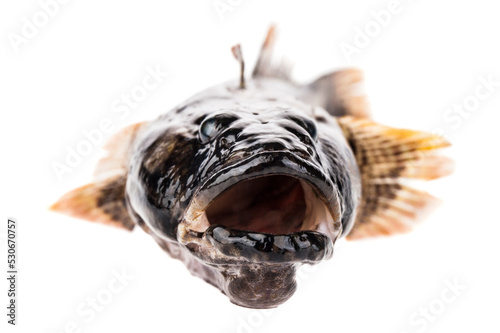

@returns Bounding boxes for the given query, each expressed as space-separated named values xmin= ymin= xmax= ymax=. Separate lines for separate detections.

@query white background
xmin=1 ymin=0 xmax=499 ymax=332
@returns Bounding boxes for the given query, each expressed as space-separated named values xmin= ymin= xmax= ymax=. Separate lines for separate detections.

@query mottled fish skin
xmin=126 ymin=79 xmax=361 ymax=238
xmin=124 ymin=78 xmax=361 ymax=308
xmin=51 ymin=29 xmax=452 ymax=309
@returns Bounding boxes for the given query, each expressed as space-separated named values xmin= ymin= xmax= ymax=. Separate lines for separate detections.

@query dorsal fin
xmin=253 ymin=26 xmax=369 ymax=119
xmin=337 ymin=117 xmax=453 ymax=240
xmin=50 ymin=122 xmax=146 ymax=230
xmin=231 ymin=44 xmax=246 ymax=89
xmin=252 ymin=25 xmax=293 ymax=80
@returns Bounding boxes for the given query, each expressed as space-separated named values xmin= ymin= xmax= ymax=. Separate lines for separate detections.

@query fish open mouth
xmin=179 ymin=170 xmax=341 ymax=265
xmin=206 ymin=176 xmax=314 ymax=234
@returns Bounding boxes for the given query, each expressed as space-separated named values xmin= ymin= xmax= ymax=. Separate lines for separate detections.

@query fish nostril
xmin=219 ymin=137 xmax=229 ymax=148
xmin=219 ymin=137 xmax=233 ymax=149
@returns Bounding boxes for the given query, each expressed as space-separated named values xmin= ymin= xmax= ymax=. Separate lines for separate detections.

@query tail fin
xmin=337 ymin=117 xmax=453 ymax=240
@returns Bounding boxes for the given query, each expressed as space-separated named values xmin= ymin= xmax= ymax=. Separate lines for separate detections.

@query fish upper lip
xmin=177 ymin=151 xmax=342 ymax=265
xmin=187 ymin=151 xmax=340 ymax=219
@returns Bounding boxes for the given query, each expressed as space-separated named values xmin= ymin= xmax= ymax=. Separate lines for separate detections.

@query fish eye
xmin=303 ymin=119 xmax=317 ymax=140
xmin=199 ymin=118 xmax=217 ymax=143
xmin=199 ymin=114 xmax=239 ymax=144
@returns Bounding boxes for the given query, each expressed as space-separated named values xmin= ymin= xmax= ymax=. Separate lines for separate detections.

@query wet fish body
xmin=52 ymin=28 xmax=452 ymax=308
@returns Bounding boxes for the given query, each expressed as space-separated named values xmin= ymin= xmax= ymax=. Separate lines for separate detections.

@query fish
xmin=51 ymin=26 xmax=453 ymax=309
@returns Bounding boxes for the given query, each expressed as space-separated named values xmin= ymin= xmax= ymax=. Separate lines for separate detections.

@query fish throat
xmin=206 ymin=176 xmax=312 ymax=234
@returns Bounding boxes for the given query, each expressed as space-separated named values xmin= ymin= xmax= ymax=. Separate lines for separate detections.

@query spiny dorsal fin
xmin=231 ymin=44 xmax=246 ymax=89
xmin=252 ymin=25 xmax=293 ymax=80
xmin=337 ymin=117 xmax=453 ymax=240
xmin=253 ymin=26 xmax=368 ymax=118
xmin=301 ymin=68 xmax=370 ymax=118
xmin=51 ymin=122 xmax=146 ymax=230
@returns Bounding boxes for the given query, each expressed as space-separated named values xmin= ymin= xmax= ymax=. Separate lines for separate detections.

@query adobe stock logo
xmin=438 ymin=74 xmax=499 ymax=134
xmin=52 ymin=268 xmax=134 ymax=333
xmin=339 ymin=0 xmax=406 ymax=63
xmin=7 ymin=0 xmax=72 ymax=54
xmin=399 ymin=278 xmax=466 ymax=333
xmin=212 ymin=0 xmax=244 ymax=21
xmin=51 ymin=64 xmax=168 ymax=182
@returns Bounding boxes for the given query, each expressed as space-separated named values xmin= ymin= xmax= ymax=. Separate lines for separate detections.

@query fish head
xmin=126 ymin=79 xmax=361 ymax=308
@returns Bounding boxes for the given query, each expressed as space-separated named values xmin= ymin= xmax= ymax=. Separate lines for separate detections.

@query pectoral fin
xmin=50 ymin=122 xmax=146 ymax=230
xmin=50 ymin=176 xmax=135 ymax=230
xmin=337 ymin=117 xmax=453 ymax=240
